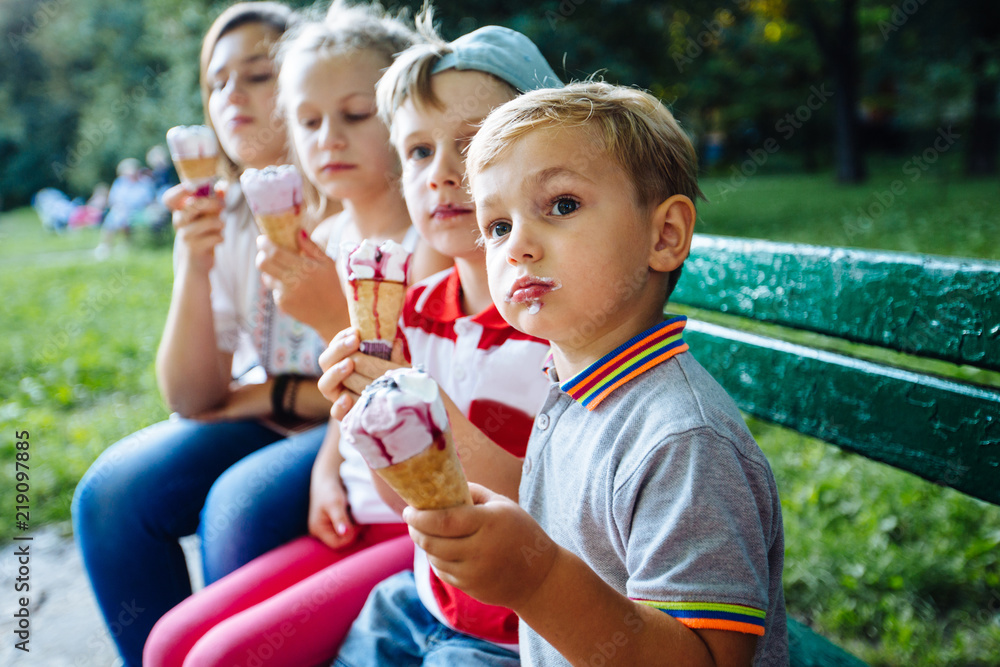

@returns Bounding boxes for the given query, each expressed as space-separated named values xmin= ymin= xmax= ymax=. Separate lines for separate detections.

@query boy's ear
xmin=648 ymin=194 xmax=695 ymax=273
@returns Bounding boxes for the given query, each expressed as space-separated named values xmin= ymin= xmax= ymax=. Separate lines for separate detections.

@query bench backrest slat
xmin=684 ymin=320 xmax=1000 ymax=506
xmin=673 ymin=236 xmax=1000 ymax=373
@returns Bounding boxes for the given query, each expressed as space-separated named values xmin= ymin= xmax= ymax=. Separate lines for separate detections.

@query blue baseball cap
xmin=431 ymin=25 xmax=563 ymax=93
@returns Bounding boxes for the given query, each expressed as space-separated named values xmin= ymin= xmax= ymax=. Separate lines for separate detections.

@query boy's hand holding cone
xmin=341 ymin=367 xmax=471 ymax=510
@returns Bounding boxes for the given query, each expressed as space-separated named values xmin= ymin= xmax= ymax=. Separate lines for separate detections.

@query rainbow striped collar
xmin=552 ymin=316 xmax=689 ymax=411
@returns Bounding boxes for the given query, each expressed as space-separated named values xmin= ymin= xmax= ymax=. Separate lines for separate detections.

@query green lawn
xmin=1 ymin=163 xmax=998 ymax=665
xmin=699 ymin=164 xmax=1000 ymax=261
xmin=0 ymin=210 xmax=172 ymax=536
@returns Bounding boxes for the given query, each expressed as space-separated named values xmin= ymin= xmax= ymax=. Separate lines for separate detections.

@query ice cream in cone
xmin=342 ymin=239 xmax=411 ymax=360
xmin=342 ymin=367 xmax=471 ymax=510
xmin=165 ymin=125 xmax=218 ymax=196
xmin=240 ymin=165 xmax=304 ymax=251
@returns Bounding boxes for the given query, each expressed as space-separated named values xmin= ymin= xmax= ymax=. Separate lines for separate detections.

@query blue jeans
xmin=334 ymin=571 xmax=520 ymax=667
xmin=72 ymin=416 xmax=326 ymax=667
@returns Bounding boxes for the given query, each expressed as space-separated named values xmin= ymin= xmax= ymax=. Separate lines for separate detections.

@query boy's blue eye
xmin=490 ymin=221 xmax=512 ymax=239
xmin=549 ymin=197 xmax=579 ymax=216
xmin=408 ymin=145 xmax=432 ymax=161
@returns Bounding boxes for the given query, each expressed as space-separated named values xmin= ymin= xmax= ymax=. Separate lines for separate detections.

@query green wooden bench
xmin=670 ymin=234 xmax=1000 ymax=666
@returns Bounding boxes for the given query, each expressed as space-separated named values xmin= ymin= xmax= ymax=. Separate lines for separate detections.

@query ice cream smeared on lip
xmin=166 ymin=125 xmax=218 ymax=195
xmin=342 ymin=367 xmax=449 ymax=469
xmin=506 ymin=275 xmax=562 ymax=314
xmin=240 ymin=165 xmax=304 ymax=216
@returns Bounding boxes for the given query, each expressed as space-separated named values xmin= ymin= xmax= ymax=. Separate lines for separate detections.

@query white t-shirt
xmin=172 ymin=184 xmax=326 ymax=380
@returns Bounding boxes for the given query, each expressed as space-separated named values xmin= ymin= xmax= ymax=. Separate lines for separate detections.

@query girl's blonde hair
xmin=275 ymin=0 xmax=418 ymax=212
xmin=199 ymin=2 xmax=298 ymax=183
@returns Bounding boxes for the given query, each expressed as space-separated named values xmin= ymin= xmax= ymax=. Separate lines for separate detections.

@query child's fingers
xmin=389 ymin=338 xmax=407 ymax=365
xmin=176 ymin=218 xmax=224 ymax=254
xmin=319 ymin=329 xmax=360 ymax=371
xmin=256 ymin=236 xmax=302 ymax=275
xmin=330 ymin=391 xmax=357 ymax=421
xmin=161 ymin=183 xmax=189 ymax=212
xmin=318 ymin=357 xmax=354 ymax=400
xmin=341 ymin=362 xmax=375 ymax=396
xmin=468 ymin=482 xmax=499 ymax=506
xmin=406 ymin=525 xmax=466 ymax=565
xmin=324 ymin=499 xmax=356 ymax=539
xmin=351 ymin=353 xmax=403 ymax=380
xmin=297 ymin=228 xmax=327 ymax=261
xmin=403 ymin=503 xmax=480 ymax=539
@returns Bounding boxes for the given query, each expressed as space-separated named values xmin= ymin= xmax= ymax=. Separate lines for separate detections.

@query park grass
xmin=0 ymin=209 xmax=172 ymax=536
xmin=1 ymin=163 xmax=998 ymax=665
xmin=699 ymin=157 xmax=1000 ymax=261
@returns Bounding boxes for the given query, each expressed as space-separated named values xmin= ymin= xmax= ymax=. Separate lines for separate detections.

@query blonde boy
xmin=405 ymin=82 xmax=788 ymax=666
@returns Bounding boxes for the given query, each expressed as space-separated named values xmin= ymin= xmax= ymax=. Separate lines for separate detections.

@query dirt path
xmin=0 ymin=524 xmax=200 ymax=666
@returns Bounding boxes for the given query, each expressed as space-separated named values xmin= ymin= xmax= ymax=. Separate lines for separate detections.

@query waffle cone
xmin=375 ymin=430 xmax=472 ymax=510
xmin=256 ymin=209 xmax=301 ymax=251
xmin=348 ymin=280 xmax=406 ymax=359
xmin=174 ymin=156 xmax=217 ymax=184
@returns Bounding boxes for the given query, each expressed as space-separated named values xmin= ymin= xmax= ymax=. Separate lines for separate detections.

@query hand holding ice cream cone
xmin=341 ymin=367 xmax=472 ymax=510
xmin=241 ymin=165 xmax=304 ymax=251
xmin=166 ymin=125 xmax=219 ymax=197
xmin=341 ymin=239 xmax=411 ymax=360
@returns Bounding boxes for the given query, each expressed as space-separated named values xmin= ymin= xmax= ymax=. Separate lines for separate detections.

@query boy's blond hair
xmin=467 ymin=81 xmax=704 ymax=209
xmin=466 ymin=82 xmax=703 ymax=297
xmin=375 ymin=8 xmax=517 ymax=136
xmin=275 ymin=0 xmax=418 ymax=212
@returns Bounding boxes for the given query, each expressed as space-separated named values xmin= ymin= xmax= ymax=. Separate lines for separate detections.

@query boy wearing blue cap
xmin=323 ymin=12 xmax=563 ymax=667
xmin=404 ymin=82 xmax=789 ymax=666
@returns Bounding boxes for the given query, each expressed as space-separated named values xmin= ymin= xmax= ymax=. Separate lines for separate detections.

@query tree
xmin=963 ymin=0 xmax=999 ymax=175
xmin=791 ymin=0 xmax=867 ymax=183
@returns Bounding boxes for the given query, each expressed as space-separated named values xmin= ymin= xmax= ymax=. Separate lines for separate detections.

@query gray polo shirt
xmin=518 ymin=317 xmax=788 ymax=666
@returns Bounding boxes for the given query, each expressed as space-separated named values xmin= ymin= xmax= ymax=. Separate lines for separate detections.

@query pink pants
xmin=143 ymin=525 xmax=412 ymax=667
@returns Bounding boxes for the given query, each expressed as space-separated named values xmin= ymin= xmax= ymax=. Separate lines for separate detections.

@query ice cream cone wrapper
xmin=375 ymin=429 xmax=472 ymax=510
xmin=256 ymin=208 xmax=301 ymax=251
xmin=348 ymin=279 xmax=406 ymax=360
